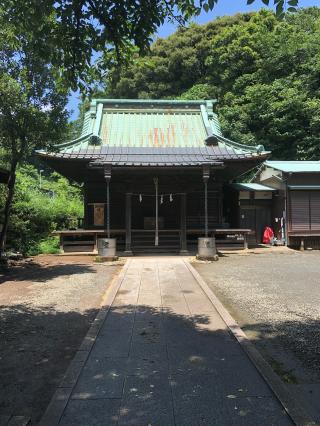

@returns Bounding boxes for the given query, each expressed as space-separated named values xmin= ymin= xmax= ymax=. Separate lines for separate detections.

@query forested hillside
xmin=105 ymin=8 xmax=320 ymax=160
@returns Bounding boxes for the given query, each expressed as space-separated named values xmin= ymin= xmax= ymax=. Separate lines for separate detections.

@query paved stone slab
xmin=59 ymin=399 xmax=120 ymax=425
xmin=104 ymin=306 xmax=135 ymax=330
xmin=6 ymin=417 xmax=30 ymax=426
xmin=131 ymin=321 xmax=165 ymax=345
xmin=118 ymin=374 xmax=175 ymax=426
xmin=0 ymin=416 xmax=11 ymax=426
xmin=90 ymin=330 xmax=132 ymax=358
xmin=172 ymin=394 xmax=291 ymax=426
xmin=56 ymin=257 xmax=293 ymax=425
xmin=71 ymin=357 xmax=125 ymax=399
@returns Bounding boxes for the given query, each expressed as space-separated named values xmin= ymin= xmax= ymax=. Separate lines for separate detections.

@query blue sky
xmin=67 ymin=0 xmax=319 ymax=120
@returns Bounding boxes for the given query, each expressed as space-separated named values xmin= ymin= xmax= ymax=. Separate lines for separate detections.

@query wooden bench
xmin=52 ymin=229 xmax=125 ymax=253
xmin=288 ymin=233 xmax=320 ymax=250
xmin=212 ymin=229 xmax=252 ymax=250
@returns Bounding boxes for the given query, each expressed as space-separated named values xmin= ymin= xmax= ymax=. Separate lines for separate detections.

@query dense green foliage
xmin=0 ymin=0 xmax=297 ymax=91
xmin=0 ymin=165 xmax=83 ymax=255
xmin=0 ymin=6 xmax=69 ymax=254
xmin=0 ymin=8 xmax=68 ymax=161
xmin=106 ymin=8 xmax=320 ymax=160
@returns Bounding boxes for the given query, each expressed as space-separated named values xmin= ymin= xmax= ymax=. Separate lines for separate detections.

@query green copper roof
xmin=99 ymin=109 xmax=209 ymax=147
xmin=42 ymin=99 xmax=268 ymax=159
xmin=232 ymin=183 xmax=276 ymax=192
xmin=265 ymin=161 xmax=320 ymax=173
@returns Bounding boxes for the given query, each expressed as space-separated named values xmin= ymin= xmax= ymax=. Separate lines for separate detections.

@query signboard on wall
xmin=94 ymin=204 xmax=105 ymax=226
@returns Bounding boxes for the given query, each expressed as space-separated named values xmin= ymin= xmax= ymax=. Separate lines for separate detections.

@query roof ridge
xmin=91 ymin=98 xmax=218 ymax=105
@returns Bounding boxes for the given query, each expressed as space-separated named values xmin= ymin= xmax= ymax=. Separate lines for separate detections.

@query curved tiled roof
xmin=38 ymin=99 xmax=269 ymax=166
xmin=42 ymin=145 xmax=261 ymax=167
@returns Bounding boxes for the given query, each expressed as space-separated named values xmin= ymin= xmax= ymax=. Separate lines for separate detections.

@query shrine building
xmin=37 ymin=99 xmax=270 ymax=254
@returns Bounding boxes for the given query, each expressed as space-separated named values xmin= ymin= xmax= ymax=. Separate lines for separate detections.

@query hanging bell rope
xmin=131 ymin=190 xmax=216 ymax=197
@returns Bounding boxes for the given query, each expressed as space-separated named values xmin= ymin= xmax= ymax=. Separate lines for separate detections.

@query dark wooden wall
xmin=83 ymin=168 xmax=224 ymax=230
xmin=286 ymin=173 xmax=320 ymax=234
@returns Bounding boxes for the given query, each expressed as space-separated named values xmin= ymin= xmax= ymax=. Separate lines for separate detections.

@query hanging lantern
xmin=139 ymin=194 xmax=142 ymax=202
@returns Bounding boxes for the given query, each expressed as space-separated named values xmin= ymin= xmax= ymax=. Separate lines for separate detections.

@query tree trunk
xmin=0 ymin=158 xmax=18 ymax=257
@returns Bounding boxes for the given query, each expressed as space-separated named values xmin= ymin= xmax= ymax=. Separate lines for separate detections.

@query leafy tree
xmin=0 ymin=9 xmax=68 ymax=255
xmin=0 ymin=165 xmax=83 ymax=255
xmin=0 ymin=0 xmax=298 ymax=91
xmin=104 ymin=8 xmax=320 ymax=160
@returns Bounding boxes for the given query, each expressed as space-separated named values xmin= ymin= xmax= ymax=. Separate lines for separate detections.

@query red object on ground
xmin=263 ymin=226 xmax=274 ymax=244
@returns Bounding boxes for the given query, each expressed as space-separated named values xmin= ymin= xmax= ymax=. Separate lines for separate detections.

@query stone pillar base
xmin=179 ymin=250 xmax=189 ymax=256
xmin=196 ymin=254 xmax=219 ymax=261
xmin=96 ymin=255 xmax=119 ymax=262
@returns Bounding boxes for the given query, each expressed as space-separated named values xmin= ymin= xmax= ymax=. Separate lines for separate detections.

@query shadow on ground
xmin=0 ymin=304 xmax=99 ymax=424
xmin=241 ymin=320 xmax=320 ymax=377
xmin=0 ymin=262 xmax=96 ymax=285
xmin=5 ymin=298 xmax=315 ymax=424
xmin=1 ymin=287 xmax=319 ymax=425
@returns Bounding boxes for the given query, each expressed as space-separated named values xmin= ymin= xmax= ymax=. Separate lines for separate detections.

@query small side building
xmin=256 ymin=161 xmax=320 ymax=249
xmin=225 ymin=183 xmax=276 ymax=245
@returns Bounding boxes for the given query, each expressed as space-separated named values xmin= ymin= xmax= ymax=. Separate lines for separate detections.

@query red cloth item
xmin=263 ymin=226 xmax=274 ymax=244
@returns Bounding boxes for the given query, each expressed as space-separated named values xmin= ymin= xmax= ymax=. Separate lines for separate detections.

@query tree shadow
xmin=0 ymin=303 xmax=99 ymax=424
xmin=0 ymin=262 xmax=96 ymax=285
xmin=3 ymin=297 xmax=316 ymax=425
xmin=241 ymin=319 xmax=320 ymax=379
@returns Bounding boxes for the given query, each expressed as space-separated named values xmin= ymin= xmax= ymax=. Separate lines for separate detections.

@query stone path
xmin=57 ymin=258 xmax=292 ymax=425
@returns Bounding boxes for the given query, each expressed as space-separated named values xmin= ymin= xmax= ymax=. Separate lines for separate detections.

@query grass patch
xmin=37 ymin=236 xmax=60 ymax=255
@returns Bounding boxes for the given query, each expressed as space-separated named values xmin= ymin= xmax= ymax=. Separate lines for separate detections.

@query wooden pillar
xmin=300 ymin=238 xmax=304 ymax=251
xmin=180 ymin=193 xmax=188 ymax=255
xmin=93 ymin=233 xmax=98 ymax=254
xmin=124 ymin=192 xmax=133 ymax=255
xmin=154 ymin=177 xmax=159 ymax=246
xmin=203 ymin=165 xmax=210 ymax=237
xmin=243 ymin=233 xmax=248 ymax=250
xmin=83 ymin=181 xmax=89 ymax=228
xmin=104 ymin=165 xmax=112 ymax=238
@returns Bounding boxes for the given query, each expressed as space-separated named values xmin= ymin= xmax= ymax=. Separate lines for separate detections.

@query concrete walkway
xmin=56 ymin=258 xmax=292 ymax=425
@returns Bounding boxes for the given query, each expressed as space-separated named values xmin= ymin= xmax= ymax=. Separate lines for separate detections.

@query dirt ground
xmin=0 ymin=255 xmax=121 ymax=424
xmin=194 ymin=250 xmax=320 ymax=422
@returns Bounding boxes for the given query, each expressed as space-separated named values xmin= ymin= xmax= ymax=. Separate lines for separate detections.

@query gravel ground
xmin=193 ymin=250 xmax=320 ymax=421
xmin=0 ymin=255 xmax=120 ymax=424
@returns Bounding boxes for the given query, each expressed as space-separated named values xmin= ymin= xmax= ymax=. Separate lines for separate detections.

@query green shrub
xmin=0 ymin=164 xmax=83 ymax=255
xmin=36 ymin=236 xmax=61 ymax=255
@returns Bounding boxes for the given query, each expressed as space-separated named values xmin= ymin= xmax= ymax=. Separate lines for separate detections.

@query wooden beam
xmin=180 ymin=193 xmax=188 ymax=255
xmin=124 ymin=192 xmax=133 ymax=255
xmin=203 ymin=165 xmax=210 ymax=238
xmin=104 ymin=165 xmax=112 ymax=238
